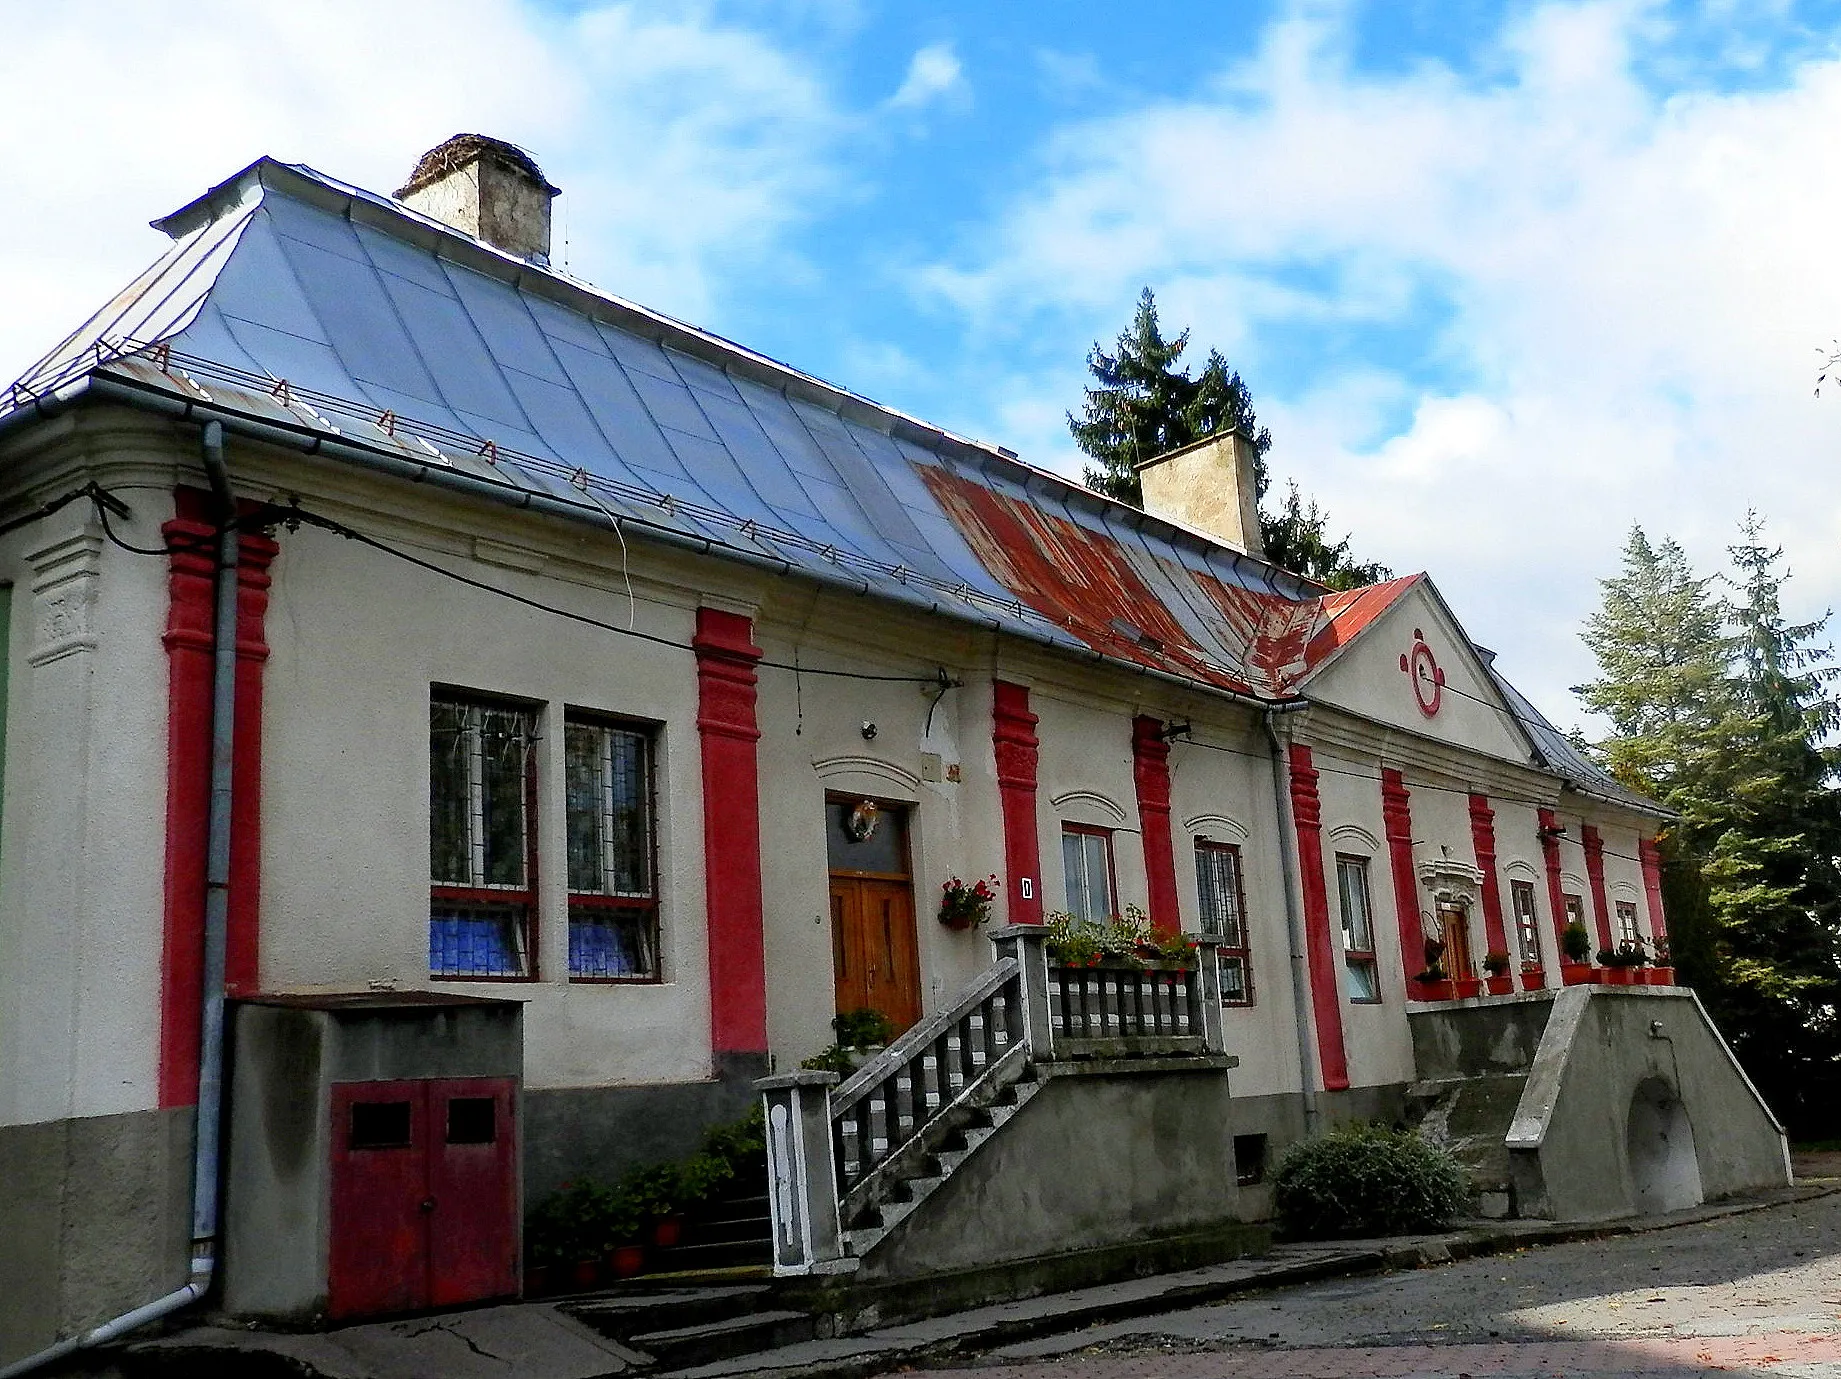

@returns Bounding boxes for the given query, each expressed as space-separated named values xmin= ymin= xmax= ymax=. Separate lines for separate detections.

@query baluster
xmin=909 ymin=1049 xmax=930 ymax=1129
xmin=1102 ymin=969 xmax=1119 ymax=1038
xmin=958 ymin=1012 xmax=979 ymax=1087
xmin=931 ymin=1030 xmax=953 ymax=1110
xmin=854 ymin=1092 xmax=877 ymax=1179
xmin=1184 ymin=967 xmax=1200 ymax=1035
xmin=1132 ymin=969 xmax=1150 ymax=1038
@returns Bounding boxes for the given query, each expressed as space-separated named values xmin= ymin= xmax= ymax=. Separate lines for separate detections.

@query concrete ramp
xmin=1505 ymin=987 xmax=1791 ymax=1221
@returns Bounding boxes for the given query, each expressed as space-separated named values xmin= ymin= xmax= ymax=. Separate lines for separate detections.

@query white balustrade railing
xmin=758 ymin=927 xmax=1227 ymax=1274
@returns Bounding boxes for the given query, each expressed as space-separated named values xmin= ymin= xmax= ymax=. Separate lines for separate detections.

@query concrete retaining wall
xmin=1507 ymin=988 xmax=1791 ymax=1221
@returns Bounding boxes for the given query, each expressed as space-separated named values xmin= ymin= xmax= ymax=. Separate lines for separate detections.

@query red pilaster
xmin=1537 ymin=808 xmax=1570 ymax=962
xmin=1468 ymin=793 xmax=1511 ymax=984
xmin=1582 ymin=824 xmax=1614 ymax=954
xmin=694 ymin=607 xmax=768 ymax=1056
xmin=1131 ymin=716 xmax=1180 ymax=936
xmin=1380 ymin=769 xmax=1424 ymax=997
xmin=1288 ymin=745 xmax=1349 ymax=1091
xmin=992 ymin=681 xmax=1043 ymax=926
xmin=158 ymin=488 xmax=278 ymax=1108
xmin=1639 ymin=836 xmax=1669 ymax=946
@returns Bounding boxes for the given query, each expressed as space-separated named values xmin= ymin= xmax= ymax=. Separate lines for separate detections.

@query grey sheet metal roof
xmin=0 ymin=152 xmax=1656 ymax=812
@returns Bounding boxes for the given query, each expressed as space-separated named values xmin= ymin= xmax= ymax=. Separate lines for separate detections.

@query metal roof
xmin=0 ymin=153 xmax=1657 ymax=807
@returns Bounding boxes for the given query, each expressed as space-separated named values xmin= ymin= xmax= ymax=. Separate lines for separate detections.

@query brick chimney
xmin=394 ymin=134 xmax=560 ymax=264
xmin=1135 ymin=430 xmax=1266 ymax=559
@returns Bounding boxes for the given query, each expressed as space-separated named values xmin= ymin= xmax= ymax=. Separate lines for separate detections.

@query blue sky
xmin=6 ymin=0 xmax=1841 ymax=725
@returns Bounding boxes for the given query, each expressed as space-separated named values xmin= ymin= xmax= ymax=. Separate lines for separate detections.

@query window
xmin=1233 ymin=1133 xmax=1269 ymax=1186
xmin=1616 ymin=899 xmax=1640 ymax=947
xmin=1061 ymin=825 xmax=1116 ymax=923
xmin=430 ymin=696 xmax=537 ymax=978
xmin=566 ymin=717 xmax=660 ymax=980
xmin=1336 ymin=855 xmax=1381 ymax=1002
xmin=1511 ymin=880 xmax=1542 ymax=970
xmin=1195 ymin=841 xmax=1253 ymax=1005
xmin=1564 ymin=893 xmax=1587 ymax=934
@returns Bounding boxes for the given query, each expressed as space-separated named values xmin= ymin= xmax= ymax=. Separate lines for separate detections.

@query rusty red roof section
xmin=919 ymin=465 xmax=1422 ymax=701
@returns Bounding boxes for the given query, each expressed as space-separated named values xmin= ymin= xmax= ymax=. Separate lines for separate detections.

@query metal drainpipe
xmin=0 ymin=421 xmax=236 ymax=1379
xmin=1264 ymin=709 xmax=1321 ymax=1138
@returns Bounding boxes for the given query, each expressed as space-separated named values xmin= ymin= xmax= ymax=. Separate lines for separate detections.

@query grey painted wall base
xmin=0 ymin=1107 xmax=193 ymax=1369
xmin=854 ymin=1062 xmax=1348 ymax=1281
xmin=523 ymin=1051 xmax=768 ymax=1201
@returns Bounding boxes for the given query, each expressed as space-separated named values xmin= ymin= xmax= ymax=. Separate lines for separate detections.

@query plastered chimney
xmin=1135 ymin=430 xmax=1266 ymax=559
xmin=394 ymin=134 xmax=560 ymax=264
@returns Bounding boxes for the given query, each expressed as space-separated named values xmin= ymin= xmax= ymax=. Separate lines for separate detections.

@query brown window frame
xmin=1510 ymin=878 xmax=1542 ymax=971
xmin=1195 ymin=839 xmax=1254 ymax=1006
xmin=564 ymin=711 xmax=663 ymax=984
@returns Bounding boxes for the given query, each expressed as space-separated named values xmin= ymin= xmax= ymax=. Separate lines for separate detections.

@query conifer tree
xmin=1067 ymin=287 xmax=1389 ymax=589
xmin=1069 ymin=288 xmax=1271 ymax=507
xmin=1577 ymin=519 xmax=1841 ymax=1131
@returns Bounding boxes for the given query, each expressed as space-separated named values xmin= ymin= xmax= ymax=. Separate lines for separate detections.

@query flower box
xmin=1453 ymin=975 xmax=1483 ymax=1000
xmin=1484 ymin=974 xmax=1515 ymax=996
xmin=1520 ymin=966 xmax=1546 ymax=990
xmin=1561 ymin=962 xmax=1593 ymax=986
xmin=1409 ymin=976 xmax=1454 ymax=1002
xmin=1650 ymin=965 xmax=1676 ymax=985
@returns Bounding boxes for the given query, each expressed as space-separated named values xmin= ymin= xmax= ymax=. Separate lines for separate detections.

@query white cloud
xmin=0 ymin=0 xmax=840 ymax=384
xmin=921 ymin=3 xmax=1841 ymax=727
xmin=888 ymin=42 xmax=966 ymax=111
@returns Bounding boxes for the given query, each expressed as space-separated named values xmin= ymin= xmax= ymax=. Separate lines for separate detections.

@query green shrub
xmin=1272 ymin=1124 xmax=1468 ymax=1239
xmin=833 ymin=1007 xmax=896 ymax=1047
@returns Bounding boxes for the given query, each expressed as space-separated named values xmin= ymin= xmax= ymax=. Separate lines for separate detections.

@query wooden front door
xmin=826 ymin=798 xmax=922 ymax=1035
xmin=1438 ymin=901 xmax=1474 ymax=980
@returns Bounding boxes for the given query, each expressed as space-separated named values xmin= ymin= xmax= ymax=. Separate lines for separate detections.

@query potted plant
xmin=833 ymin=1007 xmax=896 ymax=1067
xmin=528 ymin=1179 xmax=616 ymax=1292
xmin=1482 ymin=949 xmax=1514 ymax=996
xmin=1597 ymin=939 xmax=1648 ymax=985
xmin=938 ymin=874 xmax=999 ymax=931
xmin=1410 ymin=936 xmax=1453 ymax=1001
xmin=1559 ymin=921 xmax=1594 ymax=986
xmin=623 ymin=1162 xmax=685 ymax=1250
xmin=602 ymin=1186 xmax=647 ymax=1279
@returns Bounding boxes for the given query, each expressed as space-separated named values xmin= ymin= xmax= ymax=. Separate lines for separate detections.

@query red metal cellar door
xmin=426 ymin=1078 xmax=519 ymax=1306
xmin=328 ymin=1081 xmax=431 ymax=1318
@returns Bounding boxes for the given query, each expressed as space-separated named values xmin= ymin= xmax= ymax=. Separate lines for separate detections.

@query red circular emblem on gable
xmin=1397 ymin=628 xmax=1444 ymax=717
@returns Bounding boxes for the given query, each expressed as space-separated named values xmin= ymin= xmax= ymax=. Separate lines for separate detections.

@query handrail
xmin=833 ymin=955 xmax=1020 ymax=1116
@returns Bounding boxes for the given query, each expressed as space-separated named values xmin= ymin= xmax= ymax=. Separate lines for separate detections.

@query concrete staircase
xmin=1404 ymin=1073 xmax=1530 ymax=1218
xmin=840 ymin=1056 xmax=1043 ymax=1259
xmin=564 ymin=1284 xmax=817 ymax=1372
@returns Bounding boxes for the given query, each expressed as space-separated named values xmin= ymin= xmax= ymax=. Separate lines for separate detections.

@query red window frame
xmin=1335 ymin=853 xmax=1382 ymax=1004
xmin=1195 ymin=839 xmax=1254 ymax=1006
xmin=564 ymin=712 xmax=662 ymax=984
xmin=1060 ymin=822 xmax=1118 ymax=923
xmin=429 ymin=692 xmax=540 ymax=982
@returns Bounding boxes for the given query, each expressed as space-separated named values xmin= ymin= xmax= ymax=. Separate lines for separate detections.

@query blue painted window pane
xmin=430 ymin=903 xmax=528 ymax=977
xmin=569 ymin=908 xmax=657 ymax=979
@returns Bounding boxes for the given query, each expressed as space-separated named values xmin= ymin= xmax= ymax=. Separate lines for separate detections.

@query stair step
xmin=628 ymin=1308 xmax=817 ymax=1369
xmin=686 ymin=1213 xmax=771 ymax=1246
xmin=655 ymin=1239 xmax=773 ymax=1271
xmin=564 ymin=1284 xmax=774 ymax=1340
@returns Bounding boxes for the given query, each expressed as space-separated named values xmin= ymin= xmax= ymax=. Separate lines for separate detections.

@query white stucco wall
xmin=0 ymin=451 xmax=173 ymax=1128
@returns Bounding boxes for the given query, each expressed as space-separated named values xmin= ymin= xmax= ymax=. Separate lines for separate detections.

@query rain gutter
xmin=0 ymin=421 xmax=234 ymax=1379
xmin=77 ymin=372 xmax=1291 ymax=714
xmin=1263 ymin=708 xmax=1321 ymax=1137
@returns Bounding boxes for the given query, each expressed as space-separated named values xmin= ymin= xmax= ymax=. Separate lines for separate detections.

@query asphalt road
xmin=925 ymin=1184 xmax=1841 ymax=1378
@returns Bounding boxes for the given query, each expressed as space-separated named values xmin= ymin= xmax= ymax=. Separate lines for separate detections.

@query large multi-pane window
xmin=1511 ymin=879 xmax=1542 ymax=971
xmin=565 ymin=717 xmax=659 ymax=980
xmin=1061 ymin=825 xmax=1116 ymax=923
xmin=1336 ymin=855 xmax=1381 ymax=1002
xmin=430 ymin=695 xmax=538 ymax=978
xmin=1195 ymin=841 xmax=1253 ymax=1005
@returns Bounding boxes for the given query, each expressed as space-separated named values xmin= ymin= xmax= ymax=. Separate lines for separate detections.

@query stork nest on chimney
xmin=395 ymin=133 xmax=559 ymax=199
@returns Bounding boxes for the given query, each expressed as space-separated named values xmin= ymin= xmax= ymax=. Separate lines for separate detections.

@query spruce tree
xmin=1576 ymin=519 xmax=1841 ymax=1132
xmin=1068 ymin=287 xmax=1271 ymax=508
xmin=1067 ymin=287 xmax=1389 ymax=589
